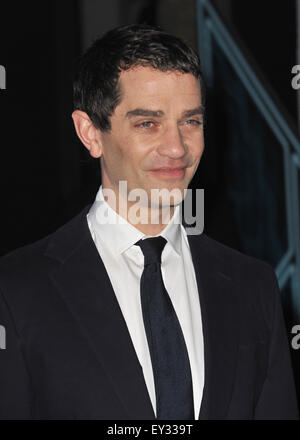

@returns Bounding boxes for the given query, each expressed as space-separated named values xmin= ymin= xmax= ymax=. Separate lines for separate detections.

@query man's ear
xmin=71 ymin=110 xmax=102 ymax=158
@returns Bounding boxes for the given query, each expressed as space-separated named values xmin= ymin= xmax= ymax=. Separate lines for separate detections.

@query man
xmin=0 ymin=24 xmax=298 ymax=420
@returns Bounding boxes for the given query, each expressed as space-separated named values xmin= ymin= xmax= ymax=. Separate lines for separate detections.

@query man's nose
xmin=157 ymin=124 xmax=187 ymax=159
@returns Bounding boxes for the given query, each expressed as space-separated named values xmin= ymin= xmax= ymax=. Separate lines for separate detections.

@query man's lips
xmin=148 ymin=166 xmax=186 ymax=179
xmin=150 ymin=167 xmax=186 ymax=171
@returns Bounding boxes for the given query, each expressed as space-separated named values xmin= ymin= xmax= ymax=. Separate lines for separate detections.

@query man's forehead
xmin=118 ymin=66 xmax=200 ymax=89
xmin=117 ymin=66 xmax=201 ymax=109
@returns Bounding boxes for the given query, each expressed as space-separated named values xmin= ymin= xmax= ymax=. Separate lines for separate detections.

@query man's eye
xmin=185 ymin=119 xmax=202 ymax=126
xmin=136 ymin=121 xmax=154 ymax=128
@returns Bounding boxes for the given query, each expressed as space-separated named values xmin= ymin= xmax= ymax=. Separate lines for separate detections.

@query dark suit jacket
xmin=0 ymin=205 xmax=298 ymax=420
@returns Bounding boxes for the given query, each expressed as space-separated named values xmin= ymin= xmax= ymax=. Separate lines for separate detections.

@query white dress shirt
xmin=86 ymin=185 xmax=204 ymax=418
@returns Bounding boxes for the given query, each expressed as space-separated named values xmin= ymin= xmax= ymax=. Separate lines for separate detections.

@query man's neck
xmin=102 ymin=187 xmax=176 ymax=236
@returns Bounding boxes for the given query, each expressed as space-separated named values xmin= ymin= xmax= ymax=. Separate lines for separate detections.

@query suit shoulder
xmin=199 ymin=233 xmax=274 ymax=271
xmin=196 ymin=233 xmax=278 ymax=298
xmin=0 ymin=205 xmax=91 ymax=286
xmin=0 ymin=233 xmax=52 ymax=275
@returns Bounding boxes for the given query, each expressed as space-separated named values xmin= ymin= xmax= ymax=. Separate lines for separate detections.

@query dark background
xmin=1 ymin=0 xmax=300 ymax=407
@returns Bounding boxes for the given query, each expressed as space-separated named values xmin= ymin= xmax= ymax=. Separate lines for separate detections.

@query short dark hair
xmin=73 ymin=24 xmax=205 ymax=132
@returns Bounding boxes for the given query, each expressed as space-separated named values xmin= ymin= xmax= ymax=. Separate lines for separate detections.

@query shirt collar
xmin=87 ymin=185 xmax=183 ymax=258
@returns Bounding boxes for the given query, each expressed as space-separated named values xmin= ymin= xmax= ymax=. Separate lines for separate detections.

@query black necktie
xmin=135 ymin=236 xmax=195 ymax=420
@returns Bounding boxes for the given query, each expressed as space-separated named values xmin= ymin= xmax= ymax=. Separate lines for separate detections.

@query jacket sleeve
xmin=0 ymin=287 xmax=32 ymax=419
xmin=254 ymin=268 xmax=299 ymax=419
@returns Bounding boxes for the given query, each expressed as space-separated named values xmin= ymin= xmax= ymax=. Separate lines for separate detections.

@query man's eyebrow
xmin=125 ymin=109 xmax=164 ymax=118
xmin=125 ymin=105 xmax=204 ymax=119
xmin=181 ymin=106 xmax=204 ymax=118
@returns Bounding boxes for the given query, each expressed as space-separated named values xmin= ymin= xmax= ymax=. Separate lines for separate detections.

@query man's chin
xmin=146 ymin=186 xmax=185 ymax=208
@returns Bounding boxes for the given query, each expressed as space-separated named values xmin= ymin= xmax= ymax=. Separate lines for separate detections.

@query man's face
xmin=98 ymin=66 xmax=205 ymax=207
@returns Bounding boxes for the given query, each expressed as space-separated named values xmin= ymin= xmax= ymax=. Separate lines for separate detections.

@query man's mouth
xmin=148 ymin=167 xmax=186 ymax=179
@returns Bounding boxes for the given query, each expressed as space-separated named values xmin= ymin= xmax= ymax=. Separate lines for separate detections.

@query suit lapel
xmin=187 ymin=233 xmax=240 ymax=420
xmin=45 ymin=206 xmax=155 ymax=420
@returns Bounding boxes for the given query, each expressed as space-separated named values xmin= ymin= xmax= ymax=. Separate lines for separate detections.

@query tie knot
xmin=135 ymin=236 xmax=167 ymax=266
